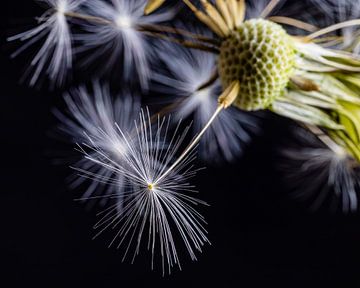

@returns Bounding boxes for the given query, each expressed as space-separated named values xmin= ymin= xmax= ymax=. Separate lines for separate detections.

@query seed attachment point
xmin=147 ymin=183 xmax=156 ymax=191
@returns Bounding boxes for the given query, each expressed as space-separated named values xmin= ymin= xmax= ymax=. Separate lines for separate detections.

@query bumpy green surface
xmin=218 ymin=19 xmax=295 ymax=111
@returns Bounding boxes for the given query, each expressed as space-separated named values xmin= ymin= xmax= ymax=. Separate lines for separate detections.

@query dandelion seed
xmin=326 ymin=0 xmax=360 ymax=53
xmin=76 ymin=0 xmax=175 ymax=89
xmin=281 ymin=125 xmax=359 ymax=213
xmin=75 ymin=108 xmax=209 ymax=274
xmin=55 ymin=81 xmax=140 ymax=208
xmin=8 ymin=0 xmax=82 ymax=87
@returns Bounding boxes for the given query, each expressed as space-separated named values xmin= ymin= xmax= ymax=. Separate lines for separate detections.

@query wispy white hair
xmin=54 ymin=81 xmax=140 ymax=208
xmin=318 ymin=0 xmax=360 ymax=53
xmin=280 ymin=126 xmax=359 ymax=213
xmin=76 ymin=108 xmax=209 ymax=274
xmin=245 ymin=0 xmax=285 ymax=18
xmin=76 ymin=0 xmax=175 ymax=89
xmin=246 ymin=0 xmax=360 ymax=47
xmin=8 ymin=0 xmax=82 ymax=87
xmin=152 ymin=39 xmax=258 ymax=163
xmin=246 ymin=0 xmax=357 ymax=35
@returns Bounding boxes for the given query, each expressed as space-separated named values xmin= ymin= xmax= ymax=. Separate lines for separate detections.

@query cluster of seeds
xmin=218 ymin=19 xmax=295 ymax=111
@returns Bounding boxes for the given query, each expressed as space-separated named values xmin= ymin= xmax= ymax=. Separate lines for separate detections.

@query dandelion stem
xmin=260 ymin=0 xmax=281 ymax=18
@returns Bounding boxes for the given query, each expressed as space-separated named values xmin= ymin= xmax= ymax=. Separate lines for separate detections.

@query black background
xmin=2 ymin=1 xmax=360 ymax=287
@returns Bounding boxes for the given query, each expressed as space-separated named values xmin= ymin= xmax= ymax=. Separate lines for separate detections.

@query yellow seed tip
xmin=218 ymin=80 xmax=240 ymax=108
xmin=144 ymin=0 xmax=166 ymax=15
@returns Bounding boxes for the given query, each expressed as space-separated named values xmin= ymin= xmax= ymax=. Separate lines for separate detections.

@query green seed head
xmin=218 ymin=19 xmax=296 ymax=111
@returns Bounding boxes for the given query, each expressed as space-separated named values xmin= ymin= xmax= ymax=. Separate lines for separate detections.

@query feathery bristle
xmin=8 ymin=0 xmax=83 ymax=86
xmin=75 ymin=108 xmax=209 ymax=273
xmin=55 ymin=81 xmax=140 ymax=208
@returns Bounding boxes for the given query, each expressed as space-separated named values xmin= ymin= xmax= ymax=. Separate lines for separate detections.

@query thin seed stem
xmin=260 ymin=0 xmax=281 ymax=18
xmin=196 ymin=69 xmax=219 ymax=90
xmin=150 ymin=100 xmax=183 ymax=122
xmin=137 ymin=24 xmax=220 ymax=46
xmin=268 ymin=16 xmax=318 ymax=32
xmin=306 ymin=19 xmax=360 ymax=40
xmin=312 ymin=36 xmax=344 ymax=44
xmin=64 ymin=10 xmax=220 ymax=49
xmin=200 ymin=0 xmax=230 ymax=36
xmin=216 ymin=0 xmax=233 ymax=30
xmin=154 ymin=80 xmax=240 ymax=185
xmin=305 ymin=124 xmax=345 ymax=155
xmin=142 ymin=31 xmax=220 ymax=53
xmin=64 ymin=11 xmax=113 ymax=25
xmin=155 ymin=105 xmax=224 ymax=184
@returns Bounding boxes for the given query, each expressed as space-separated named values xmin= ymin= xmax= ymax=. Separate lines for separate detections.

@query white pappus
xmin=8 ymin=0 xmax=83 ymax=87
xmin=324 ymin=0 xmax=360 ymax=53
xmin=75 ymin=108 xmax=209 ymax=274
xmin=75 ymin=0 xmax=175 ymax=89
xmin=54 ymin=81 xmax=140 ymax=208
xmin=280 ymin=126 xmax=360 ymax=213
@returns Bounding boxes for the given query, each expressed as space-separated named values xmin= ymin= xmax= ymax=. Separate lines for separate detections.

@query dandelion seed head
xmin=219 ymin=19 xmax=295 ymax=111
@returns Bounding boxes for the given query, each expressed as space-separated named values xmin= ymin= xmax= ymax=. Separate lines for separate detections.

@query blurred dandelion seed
xmin=74 ymin=0 xmax=175 ymax=89
xmin=281 ymin=125 xmax=360 ymax=213
xmin=8 ymin=0 xmax=83 ymax=86
xmin=55 ymin=81 xmax=140 ymax=208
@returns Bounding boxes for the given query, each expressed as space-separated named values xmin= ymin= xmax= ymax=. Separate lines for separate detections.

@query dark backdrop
xmin=2 ymin=1 xmax=360 ymax=287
